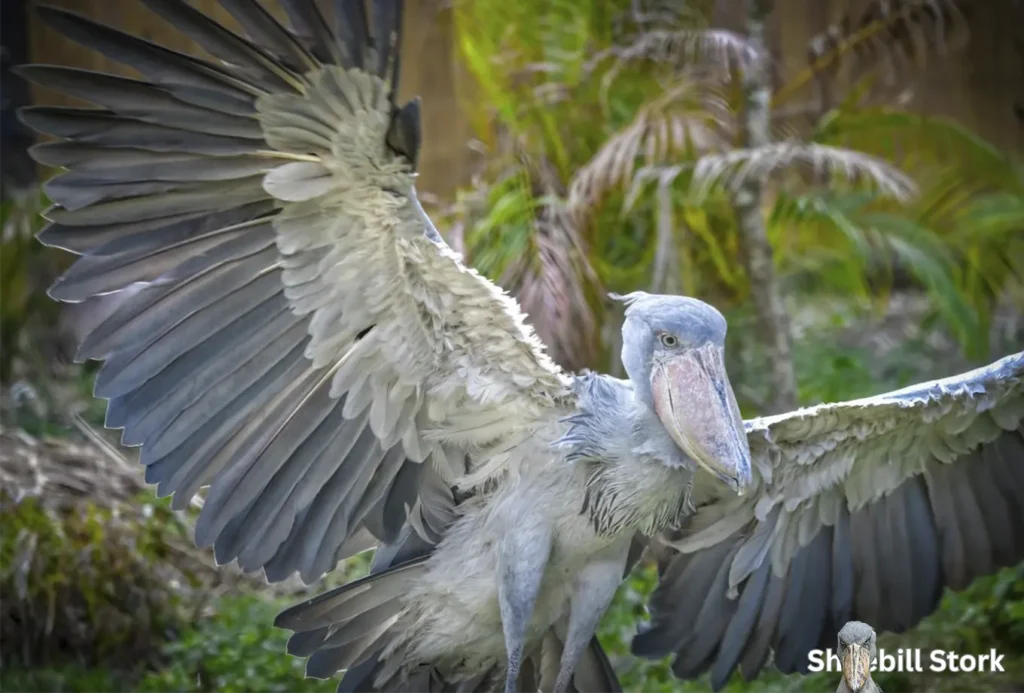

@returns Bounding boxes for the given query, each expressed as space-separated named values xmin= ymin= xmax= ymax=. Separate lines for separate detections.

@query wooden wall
xmin=722 ymin=0 xmax=1024 ymax=154
xmin=25 ymin=0 xmax=473 ymax=200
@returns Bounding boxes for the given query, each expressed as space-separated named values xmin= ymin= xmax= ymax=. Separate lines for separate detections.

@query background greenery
xmin=1 ymin=0 xmax=1022 ymax=691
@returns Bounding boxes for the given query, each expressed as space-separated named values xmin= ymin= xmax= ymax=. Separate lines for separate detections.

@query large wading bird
xmin=16 ymin=1 xmax=1024 ymax=691
xmin=836 ymin=622 xmax=882 ymax=693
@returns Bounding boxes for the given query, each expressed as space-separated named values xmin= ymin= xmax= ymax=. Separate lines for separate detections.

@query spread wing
xmin=19 ymin=0 xmax=570 ymax=585
xmin=633 ymin=351 xmax=1024 ymax=690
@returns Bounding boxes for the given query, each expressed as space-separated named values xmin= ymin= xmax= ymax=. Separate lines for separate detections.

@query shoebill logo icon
xmin=837 ymin=622 xmax=882 ymax=693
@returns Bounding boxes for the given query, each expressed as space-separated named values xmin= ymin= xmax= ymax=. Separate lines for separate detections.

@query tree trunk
xmin=733 ymin=0 xmax=798 ymax=414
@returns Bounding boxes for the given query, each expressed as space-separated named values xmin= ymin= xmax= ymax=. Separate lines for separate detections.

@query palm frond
xmin=631 ymin=142 xmax=917 ymax=206
xmin=448 ymin=153 xmax=602 ymax=372
xmin=509 ymin=198 xmax=601 ymax=371
xmin=449 ymin=0 xmax=1017 ymax=375
xmin=768 ymin=189 xmax=1003 ymax=357
xmin=777 ymin=0 xmax=968 ymax=107
xmin=585 ymin=27 xmax=759 ymax=76
xmin=815 ymin=108 xmax=1023 ymax=190
xmin=568 ymin=80 xmax=731 ymax=227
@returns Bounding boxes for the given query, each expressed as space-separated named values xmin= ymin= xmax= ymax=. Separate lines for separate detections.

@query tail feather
xmin=316 ymin=602 xmax=402 ymax=652
xmin=275 ymin=556 xmax=427 ymax=631
xmin=453 ymin=671 xmax=492 ymax=692
xmin=533 ymin=628 xmax=622 ymax=693
xmin=305 ymin=615 xmax=403 ymax=680
xmin=307 ymin=461 xmax=460 ymax=691
xmin=286 ymin=600 xmax=396 ymax=658
xmin=574 ymin=637 xmax=624 ymax=693
xmin=278 ymin=518 xmax=442 ymax=691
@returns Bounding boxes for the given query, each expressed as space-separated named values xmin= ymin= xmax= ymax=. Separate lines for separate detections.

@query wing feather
xmin=22 ymin=0 xmax=570 ymax=585
xmin=31 ymin=5 xmax=260 ymax=113
xmin=636 ymin=352 xmax=1024 ymax=689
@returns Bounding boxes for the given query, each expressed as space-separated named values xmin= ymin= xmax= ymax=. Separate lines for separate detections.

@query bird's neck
xmin=556 ymin=372 xmax=690 ymax=469
xmin=554 ymin=373 xmax=696 ymax=536
xmin=627 ymin=399 xmax=692 ymax=469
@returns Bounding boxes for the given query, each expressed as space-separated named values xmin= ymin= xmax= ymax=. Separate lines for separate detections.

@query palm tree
xmin=438 ymin=0 xmax=1022 ymax=415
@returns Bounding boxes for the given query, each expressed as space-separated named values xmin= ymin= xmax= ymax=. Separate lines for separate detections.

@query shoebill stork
xmin=836 ymin=622 xmax=882 ymax=693
xmin=16 ymin=1 xmax=1024 ymax=691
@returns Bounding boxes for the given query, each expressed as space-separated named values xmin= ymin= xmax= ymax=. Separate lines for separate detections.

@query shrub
xmin=0 ymin=429 xmax=218 ymax=671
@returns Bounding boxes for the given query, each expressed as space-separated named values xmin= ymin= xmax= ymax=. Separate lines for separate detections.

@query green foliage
xmin=0 ymin=424 xmax=371 ymax=693
xmin=0 ymin=487 xmax=205 ymax=670
xmin=135 ymin=596 xmax=334 ymax=693
xmin=0 ymin=595 xmax=335 ymax=693
xmin=0 ymin=430 xmax=217 ymax=678
xmin=448 ymin=0 xmax=1023 ymax=376
xmin=0 ymin=663 xmax=126 ymax=693
xmin=0 ymin=191 xmax=64 ymax=382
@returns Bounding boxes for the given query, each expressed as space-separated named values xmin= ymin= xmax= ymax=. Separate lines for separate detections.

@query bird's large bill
xmin=842 ymin=643 xmax=872 ymax=691
xmin=651 ymin=343 xmax=752 ymax=493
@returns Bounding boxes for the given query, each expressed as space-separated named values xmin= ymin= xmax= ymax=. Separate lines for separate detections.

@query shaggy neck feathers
xmin=554 ymin=372 xmax=696 ymax=536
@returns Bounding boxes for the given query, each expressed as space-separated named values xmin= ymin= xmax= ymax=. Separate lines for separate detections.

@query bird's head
xmin=837 ymin=621 xmax=877 ymax=692
xmin=615 ymin=292 xmax=752 ymax=494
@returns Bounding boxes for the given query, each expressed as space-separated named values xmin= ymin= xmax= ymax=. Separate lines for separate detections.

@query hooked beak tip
xmin=723 ymin=466 xmax=753 ymax=495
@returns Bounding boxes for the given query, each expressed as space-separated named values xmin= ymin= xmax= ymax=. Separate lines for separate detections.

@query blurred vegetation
xmin=1 ymin=0 xmax=1023 ymax=692
xmin=441 ymin=0 xmax=1023 ymax=385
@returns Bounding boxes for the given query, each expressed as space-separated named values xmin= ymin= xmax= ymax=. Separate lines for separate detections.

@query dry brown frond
xmin=1 ymin=427 xmax=144 ymax=509
xmin=0 ymin=425 xmax=244 ymax=668
xmin=630 ymin=142 xmax=917 ymax=206
xmin=497 ymin=156 xmax=601 ymax=372
xmin=508 ymin=199 xmax=600 ymax=372
xmin=568 ymin=81 xmax=732 ymax=229
xmin=434 ymin=140 xmax=602 ymax=372
xmin=586 ymin=28 xmax=760 ymax=77
xmin=777 ymin=0 xmax=968 ymax=107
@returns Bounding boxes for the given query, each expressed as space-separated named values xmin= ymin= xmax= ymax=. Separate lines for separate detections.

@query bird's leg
xmin=551 ymin=540 xmax=630 ymax=693
xmin=498 ymin=522 xmax=553 ymax=693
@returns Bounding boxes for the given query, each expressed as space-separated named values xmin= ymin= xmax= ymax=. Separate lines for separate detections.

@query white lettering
xmin=817 ymin=647 xmax=1007 ymax=675
xmin=878 ymin=649 xmax=896 ymax=672
xmin=807 ymin=649 xmax=844 ymax=672
xmin=807 ymin=650 xmax=824 ymax=673
xmin=828 ymin=650 xmax=841 ymax=672
xmin=990 ymin=649 xmax=1006 ymax=672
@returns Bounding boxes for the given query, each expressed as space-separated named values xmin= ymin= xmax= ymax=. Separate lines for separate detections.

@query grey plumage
xmin=27 ymin=5 xmax=260 ymax=114
xmin=19 ymin=1 xmax=1024 ymax=692
xmin=835 ymin=621 xmax=883 ymax=693
xmin=13 ymin=66 xmax=264 ymax=139
xmin=635 ymin=353 xmax=1024 ymax=689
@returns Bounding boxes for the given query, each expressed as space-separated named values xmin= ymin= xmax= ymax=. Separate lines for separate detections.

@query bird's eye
xmin=658 ymin=333 xmax=679 ymax=348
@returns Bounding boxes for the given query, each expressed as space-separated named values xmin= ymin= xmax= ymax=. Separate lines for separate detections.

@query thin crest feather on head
xmin=608 ymin=291 xmax=650 ymax=309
